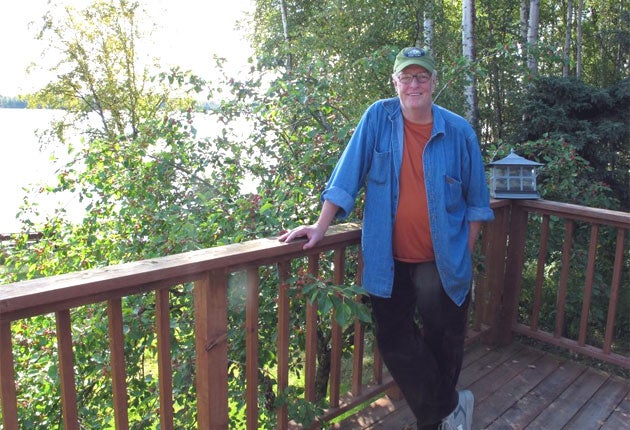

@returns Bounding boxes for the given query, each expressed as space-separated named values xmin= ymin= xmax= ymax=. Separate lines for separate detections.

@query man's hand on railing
xmin=278 ymin=200 xmax=340 ymax=250
xmin=278 ymin=224 xmax=327 ymax=250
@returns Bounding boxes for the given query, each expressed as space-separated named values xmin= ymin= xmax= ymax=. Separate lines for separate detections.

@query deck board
xmin=334 ymin=342 xmax=629 ymax=430
xmin=599 ymin=386 xmax=630 ymax=430
xmin=566 ymin=375 xmax=629 ymax=429
xmin=472 ymin=348 xmax=551 ymax=429
xmin=525 ymin=367 xmax=608 ymax=429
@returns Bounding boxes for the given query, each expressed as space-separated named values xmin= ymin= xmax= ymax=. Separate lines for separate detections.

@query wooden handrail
xmin=0 ymin=223 xmax=362 ymax=321
xmin=515 ymin=199 xmax=630 ymax=228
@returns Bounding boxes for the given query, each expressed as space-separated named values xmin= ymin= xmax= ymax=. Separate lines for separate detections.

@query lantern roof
xmin=488 ymin=149 xmax=543 ymax=166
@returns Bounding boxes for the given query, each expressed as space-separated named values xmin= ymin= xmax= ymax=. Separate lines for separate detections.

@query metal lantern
xmin=488 ymin=150 xmax=543 ymax=199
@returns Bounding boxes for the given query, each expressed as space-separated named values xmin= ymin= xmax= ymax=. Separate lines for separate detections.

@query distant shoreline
xmin=0 ymin=97 xmax=28 ymax=109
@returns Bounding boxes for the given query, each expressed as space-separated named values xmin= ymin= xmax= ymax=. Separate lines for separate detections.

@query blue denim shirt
xmin=321 ymin=98 xmax=494 ymax=305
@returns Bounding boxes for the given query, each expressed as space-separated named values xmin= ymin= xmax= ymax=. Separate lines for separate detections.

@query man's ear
xmin=392 ymin=77 xmax=399 ymax=93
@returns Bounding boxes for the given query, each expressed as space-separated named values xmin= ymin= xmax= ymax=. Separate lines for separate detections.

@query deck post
xmin=493 ymin=201 xmax=529 ymax=345
xmin=0 ymin=321 xmax=18 ymax=429
xmin=478 ymin=201 xmax=510 ymax=343
xmin=194 ymin=269 xmax=229 ymax=430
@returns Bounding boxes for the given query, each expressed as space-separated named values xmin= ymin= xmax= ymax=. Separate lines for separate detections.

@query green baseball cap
xmin=393 ymin=47 xmax=435 ymax=74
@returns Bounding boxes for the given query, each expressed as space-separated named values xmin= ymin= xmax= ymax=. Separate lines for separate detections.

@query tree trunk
xmin=519 ymin=0 xmax=529 ymax=46
xmin=315 ymin=328 xmax=331 ymax=401
xmin=576 ymin=0 xmax=584 ymax=79
xmin=423 ymin=0 xmax=435 ymax=47
xmin=462 ymin=0 xmax=479 ymax=130
xmin=491 ymin=60 xmax=504 ymax=141
xmin=527 ymin=0 xmax=540 ymax=74
xmin=279 ymin=0 xmax=292 ymax=73
xmin=519 ymin=0 xmax=529 ymax=69
xmin=563 ymin=0 xmax=573 ymax=77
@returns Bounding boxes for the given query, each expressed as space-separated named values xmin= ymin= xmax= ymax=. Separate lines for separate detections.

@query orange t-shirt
xmin=392 ymin=119 xmax=435 ymax=262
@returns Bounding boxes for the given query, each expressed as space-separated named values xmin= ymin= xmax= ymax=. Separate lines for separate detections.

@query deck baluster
xmin=56 ymin=309 xmax=79 ymax=430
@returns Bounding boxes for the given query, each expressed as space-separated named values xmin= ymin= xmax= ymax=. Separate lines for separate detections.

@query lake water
xmin=0 ymin=108 xmax=74 ymax=233
xmin=0 ymin=108 xmax=240 ymax=234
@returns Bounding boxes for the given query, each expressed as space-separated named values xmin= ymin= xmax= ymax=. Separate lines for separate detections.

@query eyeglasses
xmin=395 ymin=72 xmax=432 ymax=84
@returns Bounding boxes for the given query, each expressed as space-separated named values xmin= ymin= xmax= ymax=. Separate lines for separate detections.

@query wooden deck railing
xmin=477 ymin=199 xmax=629 ymax=368
xmin=0 ymin=223 xmax=386 ymax=430
xmin=0 ymin=200 xmax=628 ymax=429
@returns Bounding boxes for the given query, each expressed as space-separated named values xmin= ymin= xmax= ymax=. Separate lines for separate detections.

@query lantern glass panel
xmin=508 ymin=166 xmax=521 ymax=175
xmin=509 ymin=178 xmax=521 ymax=190
xmin=495 ymin=178 xmax=508 ymax=191
xmin=494 ymin=167 xmax=508 ymax=177
xmin=522 ymin=179 xmax=535 ymax=191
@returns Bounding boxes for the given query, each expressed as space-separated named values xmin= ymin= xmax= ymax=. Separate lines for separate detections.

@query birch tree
xmin=576 ymin=0 xmax=584 ymax=78
xmin=279 ymin=0 xmax=292 ymax=73
xmin=563 ymin=0 xmax=574 ymax=77
xmin=423 ymin=0 xmax=435 ymax=48
xmin=527 ymin=0 xmax=540 ymax=74
xmin=462 ymin=0 xmax=478 ymax=128
xmin=520 ymin=0 xmax=529 ymax=45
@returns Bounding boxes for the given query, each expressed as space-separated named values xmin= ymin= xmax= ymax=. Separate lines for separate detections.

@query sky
xmin=0 ymin=0 xmax=254 ymax=96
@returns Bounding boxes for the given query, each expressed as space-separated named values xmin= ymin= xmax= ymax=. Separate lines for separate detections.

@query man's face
xmin=393 ymin=65 xmax=436 ymax=114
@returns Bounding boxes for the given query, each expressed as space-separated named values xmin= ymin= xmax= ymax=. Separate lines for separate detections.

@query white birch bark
xmin=563 ymin=0 xmax=573 ymax=77
xmin=576 ymin=0 xmax=584 ymax=78
xmin=424 ymin=15 xmax=434 ymax=48
xmin=527 ymin=0 xmax=540 ymax=74
xmin=520 ymin=0 xmax=529 ymax=46
xmin=279 ymin=0 xmax=292 ymax=73
xmin=423 ymin=0 xmax=434 ymax=48
xmin=462 ymin=0 xmax=478 ymax=127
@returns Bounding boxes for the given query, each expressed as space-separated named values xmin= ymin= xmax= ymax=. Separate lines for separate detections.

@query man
xmin=279 ymin=46 xmax=494 ymax=430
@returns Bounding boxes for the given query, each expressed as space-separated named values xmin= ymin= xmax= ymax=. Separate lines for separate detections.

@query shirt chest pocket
xmin=367 ymin=149 xmax=391 ymax=185
xmin=445 ymin=175 xmax=465 ymax=212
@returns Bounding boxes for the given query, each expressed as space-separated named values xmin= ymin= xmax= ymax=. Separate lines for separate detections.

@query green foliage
xmin=275 ymin=386 xmax=324 ymax=428
xmin=518 ymin=77 xmax=628 ymax=209
xmin=12 ymin=316 xmax=62 ymax=427
xmin=515 ymin=136 xmax=619 ymax=208
xmin=299 ymin=274 xmax=371 ymax=328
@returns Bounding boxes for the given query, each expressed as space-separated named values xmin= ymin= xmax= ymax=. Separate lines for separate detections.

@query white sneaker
xmin=439 ymin=390 xmax=474 ymax=430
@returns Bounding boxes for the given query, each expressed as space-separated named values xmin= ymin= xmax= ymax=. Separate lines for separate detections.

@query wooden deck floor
xmin=335 ymin=341 xmax=630 ymax=430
